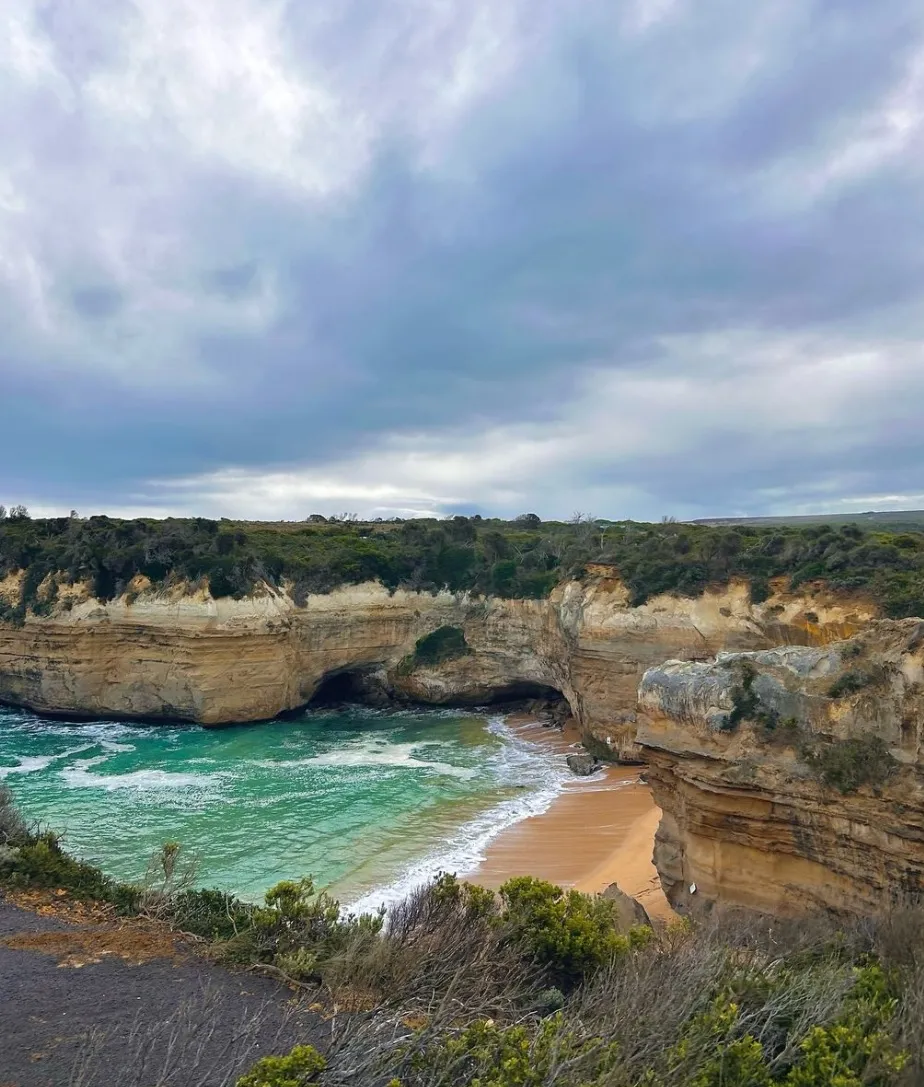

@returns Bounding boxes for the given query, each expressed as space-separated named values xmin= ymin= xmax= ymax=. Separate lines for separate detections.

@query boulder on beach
xmin=566 ymin=753 xmax=601 ymax=776
xmin=602 ymin=882 xmax=652 ymax=930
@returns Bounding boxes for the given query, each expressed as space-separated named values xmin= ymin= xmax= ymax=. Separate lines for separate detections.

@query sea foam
xmin=60 ymin=765 xmax=226 ymax=792
xmin=346 ymin=716 xmax=571 ymax=914
xmin=256 ymin=736 xmax=478 ymax=780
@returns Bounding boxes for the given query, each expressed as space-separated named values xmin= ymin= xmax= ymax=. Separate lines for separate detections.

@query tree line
xmin=1 ymin=512 xmax=922 ymax=620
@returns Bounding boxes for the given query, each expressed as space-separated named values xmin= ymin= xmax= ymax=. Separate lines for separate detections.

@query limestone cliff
xmin=637 ymin=621 xmax=924 ymax=916
xmin=0 ymin=568 xmax=874 ymax=761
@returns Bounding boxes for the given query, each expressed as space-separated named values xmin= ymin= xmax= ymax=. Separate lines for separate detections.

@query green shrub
xmin=783 ymin=965 xmax=908 ymax=1086
xmin=498 ymin=876 xmax=649 ymax=987
xmin=1 ymin=830 xmax=121 ymax=901
xmin=408 ymin=1015 xmax=618 ymax=1087
xmin=4 ymin=513 xmax=924 ymax=616
xmin=249 ymin=877 xmax=384 ymax=981
xmin=724 ymin=660 xmax=779 ymax=732
xmin=397 ymin=625 xmax=472 ymax=675
xmin=801 ymin=736 xmax=898 ymax=794
xmin=750 ymin=576 xmax=772 ymax=604
xmin=429 ymin=871 xmax=497 ymax=918
xmin=760 ymin=715 xmax=803 ymax=746
xmin=235 ymin=1044 xmax=325 ymax=1087
xmin=169 ymin=887 xmax=257 ymax=942
xmin=641 ymin=963 xmax=907 ymax=1087
xmin=828 ymin=667 xmax=887 ymax=700
xmin=649 ymin=996 xmax=774 ymax=1087
xmin=725 ymin=661 xmax=760 ymax=730
xmin=0 ymin=784 xmax=29 ymax=845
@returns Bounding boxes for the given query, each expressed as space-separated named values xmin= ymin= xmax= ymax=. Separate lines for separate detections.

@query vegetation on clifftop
xmin=2 ymin=511 xmax=924 ymax=619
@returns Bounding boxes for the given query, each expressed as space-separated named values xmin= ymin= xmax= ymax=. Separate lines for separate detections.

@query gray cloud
xmin=2 ymin=0 xmax=924 ymax=518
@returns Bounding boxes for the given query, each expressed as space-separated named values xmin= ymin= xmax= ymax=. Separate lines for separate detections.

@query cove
xmin=0 ymin=705 xmax=569 ymax=908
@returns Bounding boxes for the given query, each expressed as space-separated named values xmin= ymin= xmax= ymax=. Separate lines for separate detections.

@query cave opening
xmin=467 ymin=682 xmax=566 ymax=708
xmin=309 ymin=669 xmax=382 ymax=707
xmin=306 ymin=670 xmax=568 ymax=715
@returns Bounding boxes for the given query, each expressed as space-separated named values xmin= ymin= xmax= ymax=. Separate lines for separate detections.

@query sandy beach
xmin=467 ymin=720 xmax=672 ymax=920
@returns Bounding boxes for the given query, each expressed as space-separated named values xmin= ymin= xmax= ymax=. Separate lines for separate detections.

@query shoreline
xmin=463 ymin=719 xmax=672 ymax=920
xmin=3 ymin=702 xmax=669 ymax=920
xmin=348 ymin=714 xmax=672 ymax=920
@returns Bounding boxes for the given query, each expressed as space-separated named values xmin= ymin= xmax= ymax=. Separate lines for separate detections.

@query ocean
xmin=0 ymin=704 xmax=571 ymax=911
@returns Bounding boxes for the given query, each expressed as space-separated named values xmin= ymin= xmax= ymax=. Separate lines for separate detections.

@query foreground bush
xmin=0 ymin=789 xmax=141 ymax=909
xmin=401 ymin=1015 xmax=620 ymax=1087
xmin=236 ymin=1044 xmax=326 ymax=1087
xmin=499 ymin=875 xmax=651 ymax=987
xmin=246 ymin=954 xmax=912 ymax=1087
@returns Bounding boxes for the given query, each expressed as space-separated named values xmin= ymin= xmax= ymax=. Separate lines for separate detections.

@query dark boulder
xmin=566 ymin=753 xmax=601 ymax=776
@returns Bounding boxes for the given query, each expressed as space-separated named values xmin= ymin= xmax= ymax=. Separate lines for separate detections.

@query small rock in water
xmin=566 ymin=753 xmax=601 ymax=776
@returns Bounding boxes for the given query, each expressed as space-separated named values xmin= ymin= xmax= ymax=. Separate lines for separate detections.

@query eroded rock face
xmin=0 ymin=571 xmax=875 ymax=763
xmin=637 ymin=621 xmax=924 ymax=916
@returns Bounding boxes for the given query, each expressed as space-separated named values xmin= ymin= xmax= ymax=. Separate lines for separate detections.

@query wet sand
xmin=467 ymin=721 xmax=673 ymax=920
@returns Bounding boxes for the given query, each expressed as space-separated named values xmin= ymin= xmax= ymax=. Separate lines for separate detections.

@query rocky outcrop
xmin=0 ymin=569 xmax=875 ymax=760
xmin=637 ymin=621 xmax=924 ymax=916
xmin=602 ymin=882 xmax=652 ymax=929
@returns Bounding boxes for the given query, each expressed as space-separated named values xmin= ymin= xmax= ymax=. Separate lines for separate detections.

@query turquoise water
xmin=0 ymin=705 xmax=568 ymax=908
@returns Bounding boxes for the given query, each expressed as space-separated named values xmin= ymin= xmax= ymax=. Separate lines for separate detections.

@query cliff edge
xmin=638 ymin=620 xmax=924 ymax=916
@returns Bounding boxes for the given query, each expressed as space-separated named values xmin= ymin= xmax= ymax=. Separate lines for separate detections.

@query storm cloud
xmin=3 ymin=0 xmax=924 ymax=519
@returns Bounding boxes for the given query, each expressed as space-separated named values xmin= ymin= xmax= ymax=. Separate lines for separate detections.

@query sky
xmin=3 ymin=0 xmax=924 ymax=522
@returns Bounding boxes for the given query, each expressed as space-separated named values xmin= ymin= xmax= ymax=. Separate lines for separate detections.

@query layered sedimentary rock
xmin=0 ymin=567 xmax=873 ymax=762
xmin=638 ymin=621 xmax=924 ymax=916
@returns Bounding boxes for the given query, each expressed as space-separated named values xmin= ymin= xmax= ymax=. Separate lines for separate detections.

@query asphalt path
xmin=0 ymin=895 xmax=324 ymax=1087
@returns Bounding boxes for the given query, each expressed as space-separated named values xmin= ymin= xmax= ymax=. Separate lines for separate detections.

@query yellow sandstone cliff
xmin=637 ymin=620 xmax=924 ymax=916
xmin=6 ymin=567 xmax=917 ymax=915
xmin=0 ymin=568 xmax=874 ymax=762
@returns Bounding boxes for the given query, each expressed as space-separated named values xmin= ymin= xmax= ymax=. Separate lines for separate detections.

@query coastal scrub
xmin=3 ymin=513 xmax=924 ymax=618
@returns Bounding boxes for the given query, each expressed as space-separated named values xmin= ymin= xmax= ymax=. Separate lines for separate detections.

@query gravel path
xmin=0 ymin=895 xmax=324 ymax=1087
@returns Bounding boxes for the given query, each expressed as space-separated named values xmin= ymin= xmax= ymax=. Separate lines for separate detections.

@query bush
xmin=750 ymin=576 xmax=772 ymax=604
xmin=408 ymin=626 xmax=470 ymax=667
xmin=0 ymin=784 xmax=29 ymax=845
xmin=801 ymin=736 xmax=899 ymax=794
xmin=247 ymin=878 xmax=384 ymax=982
xmin=828 ymin=667 xmax=888 ymax=700
xmin=0 ymin=827 xmax=142 ymax=910
xmin=784 ymin=965 xmax=908 ymax=1086
xmin=648 ymin=995 xmax=774 ymax=1087
xmin=498 ymin=876 xmax=649 ymax=988
xmin=723 ymin=660 xmax=779 ymax=732
xmin=300 ymin=919 xmax=917 ymax=1086
xmin=639 ymin=964 xmax=907 ymax=1087
xmin=235 ymin=1045 xmax=325 ymax=1087
xmin=170 ymin=887 xmax=257 ymax=942
xmin=3 ymin=514 xmax=924 ymax=617
xmin=406 ymin=1014 xmax=619 ymax=1087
